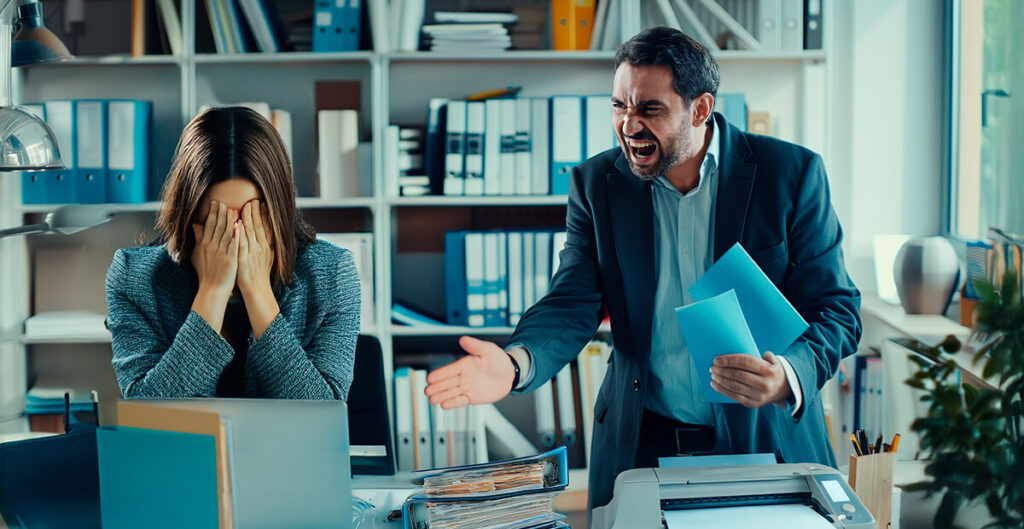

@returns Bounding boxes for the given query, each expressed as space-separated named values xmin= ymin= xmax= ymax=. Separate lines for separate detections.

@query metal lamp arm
xmin=0 ymin=221 xmax=48 ymax=238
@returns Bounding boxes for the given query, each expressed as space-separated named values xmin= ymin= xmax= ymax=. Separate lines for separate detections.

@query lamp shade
xmin=0 ymin=106 xmax=63 ymax=171
xmin=11 ymin=1 xmax=72 ymax=67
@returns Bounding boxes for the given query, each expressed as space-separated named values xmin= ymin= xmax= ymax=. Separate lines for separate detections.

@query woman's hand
xmin=191 ymin=200 xmax=239 ymax=297
xmin=236 ymin=200 xmax=274 ymax=296
xmin=190 ymin=200 xmax=239 ymax=332
xmin=237 ymin=200 xmax=280 ymax=339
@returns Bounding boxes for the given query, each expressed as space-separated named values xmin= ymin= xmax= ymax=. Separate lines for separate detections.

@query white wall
xmin=830 ymin=0 xmax=946 ymax=293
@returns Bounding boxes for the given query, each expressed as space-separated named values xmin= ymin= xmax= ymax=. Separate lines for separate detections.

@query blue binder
xmin=550 ymin=96 xmax=582 ymax=195
xmin=73 ymin=99 xmax=107 ymax=203
xmin=40 ymin=100 xmax=76 ymax=203
xmin=313 ymin=0 xmax=361 ymax=52
xmin=445 ymin=231 xmax=468 ymax=325
xmin=19 ymin=104 xmax=48 ymax=204
xmin=106 ymin=100 xmax=152 ymax=203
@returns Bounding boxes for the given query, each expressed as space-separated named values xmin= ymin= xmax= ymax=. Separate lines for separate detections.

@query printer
xmin=591 ymin=464 xmax=875 ymax=529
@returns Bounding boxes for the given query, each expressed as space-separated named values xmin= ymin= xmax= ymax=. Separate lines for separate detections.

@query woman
xmin=106 ymin=107 xmax=360 ymax=399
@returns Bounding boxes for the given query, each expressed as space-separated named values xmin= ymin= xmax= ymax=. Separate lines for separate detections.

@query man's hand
xmin=710 ymin=351 xmax=792 ymax=408
xmin=425 ymin=336 xmax=516 ymax=409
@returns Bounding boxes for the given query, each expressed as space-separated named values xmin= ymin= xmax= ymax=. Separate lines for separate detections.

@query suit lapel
xmin=609 ymin=153 xmax=655 ymax=358
xmin=713 ymin=113 xmax=756 ymax=260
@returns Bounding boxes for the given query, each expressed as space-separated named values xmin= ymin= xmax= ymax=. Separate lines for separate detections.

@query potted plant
xmin=902 ymin=271 xmax=1023 ymax=528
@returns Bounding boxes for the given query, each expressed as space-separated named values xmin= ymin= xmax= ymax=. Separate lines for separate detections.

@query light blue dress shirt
xmin=645 ymin=122 xmax=721 ymax=425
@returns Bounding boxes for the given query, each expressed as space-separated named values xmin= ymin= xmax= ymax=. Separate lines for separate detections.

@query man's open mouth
xmin=626 ymin=138 xmax=658 ymax=163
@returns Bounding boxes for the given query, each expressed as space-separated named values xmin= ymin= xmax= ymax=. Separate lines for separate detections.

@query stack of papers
xmin=422 ymin=24 xmax=512 ymax=52
xmin=25 ymin=386 xmax=94 ymax=415
xmin=23 ymin=310 xmax=109 ymax=341
xmin=404 ymin=447 xmax=569 ymax=529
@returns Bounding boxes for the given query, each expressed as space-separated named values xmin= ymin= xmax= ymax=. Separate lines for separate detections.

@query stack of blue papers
xmin=675 ymin=243 xmax=809 ymax=403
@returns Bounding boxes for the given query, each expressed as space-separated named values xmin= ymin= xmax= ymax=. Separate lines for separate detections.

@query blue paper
xmin=675 ymin=290 xmax=760 ymax=403
xmin=690 ymin=243 xmax=809 ymax=355
xmin=659 ymin=453 xmax=777 ymax=468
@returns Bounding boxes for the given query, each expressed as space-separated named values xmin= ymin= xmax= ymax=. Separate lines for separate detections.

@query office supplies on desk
xmin=674 ymin=290 xmax=760 ymax=403
xmin=133 ymin=399 xmax=351 ymax=529
xmin=849 ymin=450 xmax=895 ymax=529
xmin=689 ymin=243 xmax=809 ymax=356
xmin=591 ymin=464 xmax=874 ymax=529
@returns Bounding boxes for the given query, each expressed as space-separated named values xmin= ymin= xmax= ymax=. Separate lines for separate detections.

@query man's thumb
xmin=459 ymin=335 xmax=491 ymax=357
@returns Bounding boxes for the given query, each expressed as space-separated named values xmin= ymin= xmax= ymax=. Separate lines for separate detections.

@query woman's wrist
xmin=240 ymin=282 xmax=279 ymax=339
xmin=192 ymin=284 xmax=231 ymax=332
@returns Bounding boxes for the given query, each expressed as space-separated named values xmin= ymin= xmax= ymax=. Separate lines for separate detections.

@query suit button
xmin=633 ymin=378 xmax=641 ymax=391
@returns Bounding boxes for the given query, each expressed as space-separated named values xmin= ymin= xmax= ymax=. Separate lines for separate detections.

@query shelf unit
xmin=0 ymin=5 xmax=835 ymax=495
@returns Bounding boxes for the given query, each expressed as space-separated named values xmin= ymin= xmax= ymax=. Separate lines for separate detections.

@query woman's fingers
xmin=203 ymin=200 xmax=218 ymax=243
xmin=254 ymin=202 xmax=269 ymax=248
xmin=227 ymin=221 xmax=240 ymax=260
xmin=243 ymin=202 xmax=258 ymax=250
xmin=237 ymin=219 xmax=249 ymax=258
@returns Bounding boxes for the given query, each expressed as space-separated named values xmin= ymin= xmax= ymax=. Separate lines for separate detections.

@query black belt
xmin=636 ymin=409 xmax=715 ymax=468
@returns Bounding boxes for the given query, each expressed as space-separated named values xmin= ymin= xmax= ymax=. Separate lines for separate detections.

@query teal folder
xmin=97 ymin=426 xmax=218 ymax=529
xmin=675 ymin=290 xmax=760 ymax=403
xmin=689 ymin=242 xmax=808 ymax=355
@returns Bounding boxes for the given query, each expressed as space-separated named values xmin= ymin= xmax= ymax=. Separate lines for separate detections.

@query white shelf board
xmin=21 ymin=333 xmax=112 ymax=345
xmin=19 ymin=202 xmax=162 ymax=215
xmin=384 ymin=49 xmax=825 ymax=63
xmin=860 ymin=295 xmax=970 ymax=342
xmin=389 ymin=325 xmax=516 ymax=336
xmin=193 ymin=51 xmax=374 ymax=64
xmin=388 ymin=196 xmax=568 ymax=207
xmin=25 ymin=55 xmax=182 ymax=66
xmin=21 ymin=198 xmax=374 ymax=215
xmin=295 ymin=197 xmax=375 ymax=209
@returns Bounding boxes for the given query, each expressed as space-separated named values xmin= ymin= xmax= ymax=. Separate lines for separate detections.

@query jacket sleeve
xmin=244 ymin=247 xmax=360 ymax=400
xmin=509 ymin=167 xmax=605 ymax=393
xmin=107 ymin=249 xmax=235 ymax=398
xmin=777 ymin=153 xmax=862 ymax=422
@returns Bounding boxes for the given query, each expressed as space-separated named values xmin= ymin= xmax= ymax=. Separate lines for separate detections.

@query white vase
xmin=893 ymin=236 xmax=961 ymax=315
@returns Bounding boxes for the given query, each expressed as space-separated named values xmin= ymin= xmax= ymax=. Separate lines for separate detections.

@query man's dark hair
xmin=615 ymin=26 xmax=720 ymax=105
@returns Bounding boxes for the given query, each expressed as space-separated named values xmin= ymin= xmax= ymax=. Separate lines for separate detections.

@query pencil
xmin=850 ymin=434 xmax=863 ymax=456
xmin=891 ymin=433 xmax=901 ymax=453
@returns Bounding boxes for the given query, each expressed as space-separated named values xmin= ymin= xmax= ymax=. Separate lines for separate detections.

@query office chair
xmin=347 ymin=334 xmax=396 ymax=475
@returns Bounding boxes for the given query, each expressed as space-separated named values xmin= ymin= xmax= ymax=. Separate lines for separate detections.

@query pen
xmin=883 ymin=443 xmax=891 ymax=452
xmin=891 ymin=434 xmax=901 ymax=453
xmin=91 ymin=390 xmax=100 ymax=426
xmin=874 ymin=435 xmax=883 ymax=455
xmin=850 ymin=434 xmax=863 ymax=456
xmin=857 ymin=430 xmax=871 ymax=455
xmin=63 ymin=392 xmax=71 ymax=434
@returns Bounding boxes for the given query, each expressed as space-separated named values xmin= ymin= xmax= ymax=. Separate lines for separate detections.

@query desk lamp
xmin=0 ymin=0 xmax=72 ymax=171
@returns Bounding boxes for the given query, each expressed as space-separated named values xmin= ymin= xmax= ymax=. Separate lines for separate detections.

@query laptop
xmin=132 ymin=399 xmax=351 ymax=529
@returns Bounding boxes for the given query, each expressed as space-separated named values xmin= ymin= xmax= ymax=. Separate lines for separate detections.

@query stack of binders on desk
xmin=402 ymin=446 xmax=570 ymax=529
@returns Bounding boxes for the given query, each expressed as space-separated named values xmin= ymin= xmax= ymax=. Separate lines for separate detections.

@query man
xmin=424 ymin=26 xmax=861 ymax=510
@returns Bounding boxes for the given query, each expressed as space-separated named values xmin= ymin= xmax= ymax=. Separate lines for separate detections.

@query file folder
xmin=483 ymin=98 xmax=502 ymax=195
xmin=523 ymin=231 xmax=536 ymax=307
xmin=464 ymin=101 xmax=485 ymax=195
xmin=74 ymin=100 xmax=108 ymax=203
xmin=514 ymin=98 xmax=533 ymax=195
xmin=534 ymin=381 xmax=557 ymax=447
xmin=19 ymin=103 xmax=49 ymax=204
xmin=443 ymin=100 xmax=466 ymax=195
xmin=550 ymin=96 xmax=582 ymax=195
xmin=465 ymin=232 xmax=486 ymax=327
xmin=585 ymin=95 xmax=615 ymax=158
xmin=395 ymin=367 xmax=416 ymax=471
xmin=106 ymin=100 xmax=152 ymax=203
xmin=43 ymin=100 xmax=76 ymax=203
xmin=313 ymin=0 xmax=361 ymax=52
xmin=780 ymin=0 xmax=803 ymax=51
xmin=483 ymin=231 xmax=502 ymax=326
xmin=552 ymin=0 xmax=596 ymax=51
xmin=534 ymin=230 xmax=552 ymax=300
xmin=445 ymin=231 xmax=469 ymax=325
xmin=499 ymin=99 xmax=517 ymax=195
xmin=758 ymin=0 xmax=782 ymax=51
xmin=555 ymin=365 xmax=577 ymax=446
xmin=508 ymin=231 xmax=524 ymax=326
xmin=531 ymin=98 xmax=550 ymax=195
xmin=412 ymin=369 xmax=433 ymax=470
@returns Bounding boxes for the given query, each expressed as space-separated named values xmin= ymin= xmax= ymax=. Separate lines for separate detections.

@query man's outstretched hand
xmin=424 ymin=336 xmax=517 ymax=409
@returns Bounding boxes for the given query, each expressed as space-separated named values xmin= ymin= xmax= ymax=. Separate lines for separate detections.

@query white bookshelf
xmin=0 ymin=1 xmax=836 ymax=500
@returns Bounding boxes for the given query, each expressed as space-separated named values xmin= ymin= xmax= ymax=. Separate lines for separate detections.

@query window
xmin=949 ymin=0 xmax=1024 ymax=238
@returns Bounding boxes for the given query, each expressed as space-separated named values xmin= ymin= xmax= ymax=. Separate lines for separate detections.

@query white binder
xmin=464 ymin=101 xmax=486 ymax=195
xmin=483 ymin=99 xmax=502 ymax=196
xmin=443 ymin=100 xmax=466 ymax=196
xmin=394 ymin=367 xmax=415 ymax=471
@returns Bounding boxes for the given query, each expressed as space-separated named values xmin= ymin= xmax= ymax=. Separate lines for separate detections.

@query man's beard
xmin=626 ymin=123 xmax=691 ymax=182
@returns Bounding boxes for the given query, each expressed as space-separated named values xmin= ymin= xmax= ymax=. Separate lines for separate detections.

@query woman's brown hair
xmin=157 ymin=106 xmax=315 ymax=287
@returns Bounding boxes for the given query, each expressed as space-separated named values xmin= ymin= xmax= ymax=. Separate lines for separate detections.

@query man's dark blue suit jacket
xmin=508 ymin=112 xmax=861 ymax=509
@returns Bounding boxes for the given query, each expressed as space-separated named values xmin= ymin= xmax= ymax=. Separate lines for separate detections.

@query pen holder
xmin=849 ymin=452 xmax=895 ymax=528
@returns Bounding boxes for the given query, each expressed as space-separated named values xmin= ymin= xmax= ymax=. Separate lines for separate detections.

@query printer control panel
xmin=813 ymin=475 xmax=872 ymax=526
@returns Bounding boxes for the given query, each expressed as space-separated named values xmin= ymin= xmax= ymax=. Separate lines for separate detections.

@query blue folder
xmin=106 ymin=100 xmax=152 ymax=203
xmin=689 ymin=242 xmax=808 ymax=355
xmin=675 ymin=290 xmax=760 ymax=403
xmin=445 ymin=231 xmax=469 ymax=325
xmin=73 ymin=99 xmax=108 ymax=204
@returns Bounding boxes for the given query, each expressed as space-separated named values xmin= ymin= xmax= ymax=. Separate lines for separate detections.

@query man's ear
xmin=691 ymin=93 xmax=715 ymax=126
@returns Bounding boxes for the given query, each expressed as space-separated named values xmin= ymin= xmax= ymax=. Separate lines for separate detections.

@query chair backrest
xmin=347 ymin=334 xmax=396 ymax=475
